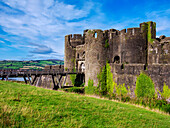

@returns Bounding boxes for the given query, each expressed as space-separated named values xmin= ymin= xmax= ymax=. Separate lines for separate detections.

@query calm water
xmin=0 ymin=77 xmax=31 ymax=81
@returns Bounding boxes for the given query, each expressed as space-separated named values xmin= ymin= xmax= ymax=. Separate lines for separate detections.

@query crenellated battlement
xmin=117 ymin=27 xmax=141 ymax=36
xmin=65 ymin=34 xmax=84 ymax=48
xmin=71 ymin=34 xmax=83 ymax=39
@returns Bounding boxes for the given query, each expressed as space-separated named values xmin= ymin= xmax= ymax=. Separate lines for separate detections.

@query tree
xmin=98 ymin=62 xmax=114 ymax=96
xmin=135 ymin=72 xmax=155 ymax=98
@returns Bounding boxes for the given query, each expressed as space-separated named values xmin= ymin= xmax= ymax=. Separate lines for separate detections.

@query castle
xmin=64 ymin=21 xmax=170 ymax=91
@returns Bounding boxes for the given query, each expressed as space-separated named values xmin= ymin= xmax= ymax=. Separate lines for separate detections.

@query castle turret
xmin=64 ymin=34 xmax=84 ymax=85
xmin=140 ymin=21 xmax=156 ymax=64
xmin=85 ymin=30 xmax=107 ymax=86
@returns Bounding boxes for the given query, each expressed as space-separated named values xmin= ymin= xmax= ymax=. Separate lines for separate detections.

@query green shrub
xmin=162 ymin=104 xmax=170 ymax=114
xmin=115 ymin=84 xmax=128 ymax=97
xmin=97 ymin=62 xmax=115 ymax=96
xmin=158 ymin=83 xmax=170 ymax=99
xmin=80 ymin=83 xmax=85 ymax=87
xmin=85 ymin=79 xmax=96 ymax=95
xmin=70 ymin=68 xmax=77 ymax=86
xmin=100 ymin=65 xmax=107 ymax=95
xmin=64 ymin=87 xmax=84 ymax=93
xmin=106 ymin=63 xmax=114 ymax=97
xmin=135 ymin=72 xmax=155 ymax=98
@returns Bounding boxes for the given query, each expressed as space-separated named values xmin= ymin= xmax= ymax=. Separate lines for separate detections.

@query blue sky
xmin=0 ymin=0 xmax=170 ymax=60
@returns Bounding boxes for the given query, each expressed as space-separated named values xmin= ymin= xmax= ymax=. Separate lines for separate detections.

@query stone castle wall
xmin=108 ymin=27 xmax=147 ymax=64
xmin=110 ymin=64 xmax=170 ymax=92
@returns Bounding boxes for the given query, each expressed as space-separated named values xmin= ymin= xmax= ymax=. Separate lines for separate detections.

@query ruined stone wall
xmin=110 ymin=63 xmax=170 ymax=92
xmin=64 ymin=34 xmax=84 ymax=85
xmin=148 ymin=37 xmax=170 ymax=64
xmin=76 ymin=45 xmax=85 ymax=60
xmin=45 ymin=65 xmax=64 ymax=71
xmin=75 ymin=45 xmax=85 ymax=71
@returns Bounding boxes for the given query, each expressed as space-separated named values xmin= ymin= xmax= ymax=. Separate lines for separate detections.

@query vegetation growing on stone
xmin=147 ymin=21 xmax=155 ymax=44
xmin=104 ymin=39 xmax=109 ymax=48
xmin=87 ymin=29 xmax=95 ymax=34
xmin=71 ymin=58 xmax=76 ymax=64
xmin=70 ymin=67 xmax=76 ymax=86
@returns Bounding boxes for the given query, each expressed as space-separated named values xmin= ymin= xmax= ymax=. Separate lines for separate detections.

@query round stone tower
xmin=85 ymin=29 xmax=107 ymax=86
xmin=64 ymin=35 xmax=76 ymax=72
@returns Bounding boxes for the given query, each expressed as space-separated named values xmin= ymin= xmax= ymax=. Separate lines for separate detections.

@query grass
xmin=0 ymin=81 xmax=170 ymax=127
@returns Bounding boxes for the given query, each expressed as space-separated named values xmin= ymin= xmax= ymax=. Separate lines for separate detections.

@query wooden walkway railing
xmin=0 ymin=69 xmax=84 ymax=89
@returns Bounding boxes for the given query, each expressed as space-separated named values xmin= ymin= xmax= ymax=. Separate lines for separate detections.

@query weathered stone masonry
xmin=64 ymin=21 xmax=170 ymax=90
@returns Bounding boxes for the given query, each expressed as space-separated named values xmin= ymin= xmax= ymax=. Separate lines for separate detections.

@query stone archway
xmin=80 ymin=62 xmax=85 ymax=72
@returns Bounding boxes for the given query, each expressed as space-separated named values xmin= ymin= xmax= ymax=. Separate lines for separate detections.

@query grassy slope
xmin=0 ymin=60 xmax=64 ymax=69
xmin=0 ymin=81 xmax=170 ymax=128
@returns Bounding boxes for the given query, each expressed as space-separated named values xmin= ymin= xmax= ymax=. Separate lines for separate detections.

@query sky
xmin=0 ymin=0 xmax=170 ymax=60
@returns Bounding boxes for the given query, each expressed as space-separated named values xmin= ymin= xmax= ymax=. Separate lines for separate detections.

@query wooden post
xmin=5 ymin=71 xmax=10 ymax=81
xmin=23 ymin=76 xmax=27 ymax=84
xmin=6 ymin=75 xmax=9 ymax=81
xmin=36 ymin=75 xmax=42 ymax=87
xmin=62 ymin=74 xmax=67 ymax=87
xmin=26 ymin=74 xmax=32 ymax=85
xmin=56 ymin=75 xmax=62 ymax=89
xmin=31 ymin=75 xmax=37 ymax=85
xmin=52 ymin=75 xmax=57 ymax=89
xmin=2 ymin=76 xmax=5 ymax=80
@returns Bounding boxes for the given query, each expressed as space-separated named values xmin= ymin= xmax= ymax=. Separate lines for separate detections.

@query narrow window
xmin=144 ymin=64 xmax=148 ymax=70
xmin=113 ymin=56 xmax=120 ymax=64
xmin=77 ymin=53 xmax=79 ymax=59
xmin=95 ymin=32 xmax=97 ymax=38
xmin=97 ymin=53 xmax=99 ymax=60
xmin=132 ymin=29 xmax=135 ymax=35
xmin=121 ymin=64 xmax=124 ymax=69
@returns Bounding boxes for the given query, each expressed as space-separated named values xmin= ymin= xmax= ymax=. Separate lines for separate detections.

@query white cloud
xmin=0 ymin=0 xmax=102 ymax=60
xmin=0 ymin=40 xmax=5 ymax=43
xmin=145 ymin=9 xmax=170 ymax=36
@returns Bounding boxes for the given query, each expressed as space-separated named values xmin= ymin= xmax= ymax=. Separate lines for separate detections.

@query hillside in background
xmin=0 ymin=60 xmax=64 ymax=70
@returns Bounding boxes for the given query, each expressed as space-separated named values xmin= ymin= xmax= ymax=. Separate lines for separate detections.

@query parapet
xmin=140 ymin=21 xmax=156 ymax=39
xmin=65 ymin=34 xmax=84 ymax=48
xmin=120 ymin=27 xmax=140 ymax=35
xmin=71 ymin=34 xmax=83 ymax=40
xmin=65 ymin=34 xmax=83 ymax=40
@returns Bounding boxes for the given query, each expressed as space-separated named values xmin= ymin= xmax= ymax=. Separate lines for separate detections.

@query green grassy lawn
xmin=0 ymin=81 xmax=170 ymax=127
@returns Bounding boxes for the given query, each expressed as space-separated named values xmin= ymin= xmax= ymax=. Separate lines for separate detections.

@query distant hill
xmin=0 ymin=60 xmax=64 ymax=69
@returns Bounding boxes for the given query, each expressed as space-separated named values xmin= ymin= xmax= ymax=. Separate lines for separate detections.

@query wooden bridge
xmin=0 ymin=69 xmax=84 ymax=89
